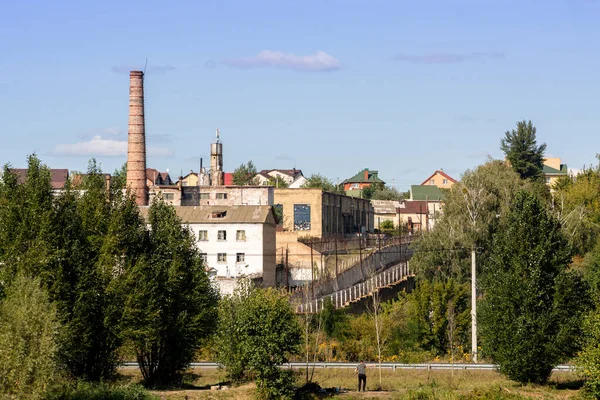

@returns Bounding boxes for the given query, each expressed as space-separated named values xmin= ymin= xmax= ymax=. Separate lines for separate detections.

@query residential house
xmin=146 ymin=168 xmax=173 ymax=187
xmin=421 ymin=170 xmax=456 ymax=189
xmin=179 ymin=171 xmax=199 ymax=186
xmin=6 ymin=168 xmax=69 ymax=192
xmin=254 ymin=169 xmax=305 ymax=187
xmin=342 ymin=169 xmax=385 ymax=196
xmin=543 ymin=158 xmax=568 ymax=187
xmin=408 ymin=185 xmax=445 ymax=230
xmin=371 ymin=200 xmax=401 ymax=229
xmin=139 ymin=205 xmax=277 ymax=294
xmin=397 ymin=200 xmax=430 ymax=233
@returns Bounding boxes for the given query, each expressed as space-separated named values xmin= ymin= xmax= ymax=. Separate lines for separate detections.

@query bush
xmin=0 ymin=274 xmax=62 ymax=399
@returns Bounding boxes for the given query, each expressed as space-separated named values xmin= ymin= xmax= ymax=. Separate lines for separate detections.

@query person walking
xmin=355 ymin=360 xmax=367 ymax=392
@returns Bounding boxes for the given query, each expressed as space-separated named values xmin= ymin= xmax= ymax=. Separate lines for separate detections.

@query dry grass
xmin=116 ymin=366 xmax=584 ymax=400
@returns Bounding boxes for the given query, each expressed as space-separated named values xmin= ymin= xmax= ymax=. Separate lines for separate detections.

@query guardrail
xmin=120 ymin=361 xmax=576 ymax=372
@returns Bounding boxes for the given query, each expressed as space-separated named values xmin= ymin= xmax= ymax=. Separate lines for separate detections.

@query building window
xmin=350 ymin=183 xmax=359 ymax=189
xmin=236 ymin=230 xmax=246 ymax=241
xmin=216 ymin=193 xmax=227 ymax=199
xmin=236 ymin=253 xmax=245 ymax=263
xmin=218 ymin=230 xmax=227 ymax=241
xmin=430 ymin=179 xmax=435 ymax=185
xmin=294 ymin=204 xmax=311 ymax=231
xmin=200 ymin=253 xmax=207 ymax=263
xmin=198 ymin=230 xmax=208 ymax=241
xmin=442 ymin=179 xmax=448 ymax=185
xmin=218 ymin=253 xmax=227 ymax=263
xmin=182 ymin=181 xmax=188 ymax=186
xmin=163 ymin=192 xmax=174 ymax=201
xmin=546 ymin=177 xmax=551 ymax=183
xmin=212 ymin=211 xmax=227 ymax=218
xmin=199 ymin=192 xmax=210 ymax=199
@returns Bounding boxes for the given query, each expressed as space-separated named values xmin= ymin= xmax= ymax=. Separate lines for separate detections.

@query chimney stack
xmin=126 ymin=71 xmax=148 ymax=206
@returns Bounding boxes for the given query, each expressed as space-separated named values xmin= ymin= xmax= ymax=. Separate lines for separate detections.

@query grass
xmin=116 ymin=366 xmax=585 ymax=400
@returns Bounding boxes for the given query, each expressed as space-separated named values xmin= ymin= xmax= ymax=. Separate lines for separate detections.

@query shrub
xmin=0 ymin=274 xmax=62 ymax=399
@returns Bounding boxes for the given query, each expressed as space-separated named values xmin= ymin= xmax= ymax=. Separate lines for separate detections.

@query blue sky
xmin=1 ymin=0 xmax=599 ymax=190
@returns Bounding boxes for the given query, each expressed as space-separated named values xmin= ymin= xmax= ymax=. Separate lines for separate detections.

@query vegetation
xmin=119 ymin=200 xmax=219 ymax=387
xmin=232 ymin=160 xmax=259 ymax=185
xmin=216 ymin=280 xmax=302 ymax=399
xmin=301 ymin=173 xmax=338 ymax=192
xmin=0 ymin=274 xmax=62 ymax=399
xmin=500 ymin=120 xmax=546 ymax=181
xmin=479 ymin=191 xmax=590 ymax=384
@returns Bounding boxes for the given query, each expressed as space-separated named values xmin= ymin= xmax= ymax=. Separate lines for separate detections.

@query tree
xmin=301 ymin=174 xmax=337 ymax=192
xmin=0 ymin=274 xmax=62 ymax=399
xmin=500 ymin=120 xmax=546 ymax=181
xmin=370 ymin=186 xmax=404 ymax=201
xmin=576 ymin=310 xmax=600 ymax=398
xmin=120 ymin=199 xmax=219 ymax=387
xmin=233 ymin=161 xmax=259 ymax=186
xmin=111 ymin=162 xmax=127 ymax=191
xmin=266 ymin=176 xmax=289 ymax=188
xmin=216 ymin=280 xmax=302 ymax=399
xmin=479 ymin=191 xmax=589 ymax=384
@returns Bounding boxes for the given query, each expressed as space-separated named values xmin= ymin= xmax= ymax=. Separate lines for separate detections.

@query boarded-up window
xmin=294 ymin=204 xmax=311 ymax=231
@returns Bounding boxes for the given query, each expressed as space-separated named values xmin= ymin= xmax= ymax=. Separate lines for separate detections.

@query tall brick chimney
xmin=126 ymin=71 xmax=148 ymax=206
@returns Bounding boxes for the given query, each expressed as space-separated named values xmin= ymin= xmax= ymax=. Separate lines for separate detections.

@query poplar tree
xmin=479 ymin=191 xmax=590 ymax=384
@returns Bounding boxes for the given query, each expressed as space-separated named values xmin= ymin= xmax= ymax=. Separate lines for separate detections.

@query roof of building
xmin=342 ymin=168 xmax=385 ymax=184
xmin=371 ymin=200 xmax=401 ymax=214
xmin=542 ymin=164 xmax=568 ymax=175
xmin=421 ymin=170 xmax=457 ymax=185
xmin=146 ymin=168 xmax=171 ymax=183
xmin=224 ymin=172 xmax=233 ymax=186
xmin=9 ymin=168 xmax=69 ymax=189
xmin=398 ymin=200 xmax=430 ymax=214
xmin=410 ymin=185 xmax=445 ymax=201
xmin=139 ymin=205 xmax=276 ymax=225
xmin=259 ymin=169 xmax=303 ymax=178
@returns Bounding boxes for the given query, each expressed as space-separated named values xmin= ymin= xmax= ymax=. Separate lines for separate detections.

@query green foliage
xmin=369 ymin=185 xmax=405 ymax=201
xmin=266 ymin=175 xmax=289 ymax=188
xmin=50 ymin=382 xmax=157 ymax=400
xmin=111 ymin=162 xmax=128 ymax=191
xmin=576 ymin=310 xmax=600 ymax=398
xmin=216 ymin=280 xmax=302 ymax=399
xmin=380 ymin=220 xmax=394 ymax=230
xmin=552 ymin=165 xmax=600 ymax=255
xmin=411 ymin=160 xmax=527 ymax=282
xmin=232 ymin=160 xmax=259 ymax=186
xmin=500 ymin=120 xmax=546 ymax=181
xmin=0 ymin=156 xmax=131 ymax=381
xmin=0 ymin=274 xmax=62 ymax=399
xmin=119 ymin=199 xmax=219 ymax=387
xmin=479 ymin=191 xmax=589 ymax=384
xmin=301 ymin=174 xmax=337 ymax=192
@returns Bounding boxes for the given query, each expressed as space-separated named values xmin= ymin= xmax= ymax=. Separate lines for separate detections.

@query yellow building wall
xmin=182 ymin=174 xmax=199 ymax=186
xmin=425 ymin=172 xmax=455 ymax=189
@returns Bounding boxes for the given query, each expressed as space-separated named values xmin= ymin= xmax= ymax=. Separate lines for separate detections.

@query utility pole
xmin=471 ymin=248 xmax=478 ymax=363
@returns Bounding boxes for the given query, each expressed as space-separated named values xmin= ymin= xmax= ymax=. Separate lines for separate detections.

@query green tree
xmin=111 ymin=162 xmax=127 ymax=191
xmin=301 ymin=173 xmax=337 ymax=192
xmin=370 ymin=186 xmax=404 ymax=201
xmin=216 ymin=280 xmax=302 ymax=399
xmin=411 ymin=160 xmax=526 ymax=282
xmin=500 ymin=120 xmax=546 ymax=181
xmin=266 ymin=176 xmax=289 ymax=188
xmin=576 ymin=310 xmax=600 ymax=398
xmin=233 ymin=161 xmax=259 ymax=186
xmin=0 ymin=274 xmax=62 ymax=399
xmin=479 ymin=191 xmax=589 ymax=384
xmin=120 ymin=199 xmax=219 ymax=387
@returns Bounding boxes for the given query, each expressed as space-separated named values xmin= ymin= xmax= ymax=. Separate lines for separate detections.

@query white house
xmin=141 ymin=205 xmax=277 ymax=294
xmin=254 ymin=169 xmax=305 ymax=187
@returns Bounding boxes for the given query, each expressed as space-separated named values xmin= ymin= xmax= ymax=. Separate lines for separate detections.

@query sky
xmin=1 ymin=0 xmax=599 ymax=191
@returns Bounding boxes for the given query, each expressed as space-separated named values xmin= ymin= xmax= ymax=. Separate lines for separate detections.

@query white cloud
xmin=224 ymin=50 xmax=341 ymax=71
xmin=52 ymin=136 xmax=173 ymax=157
